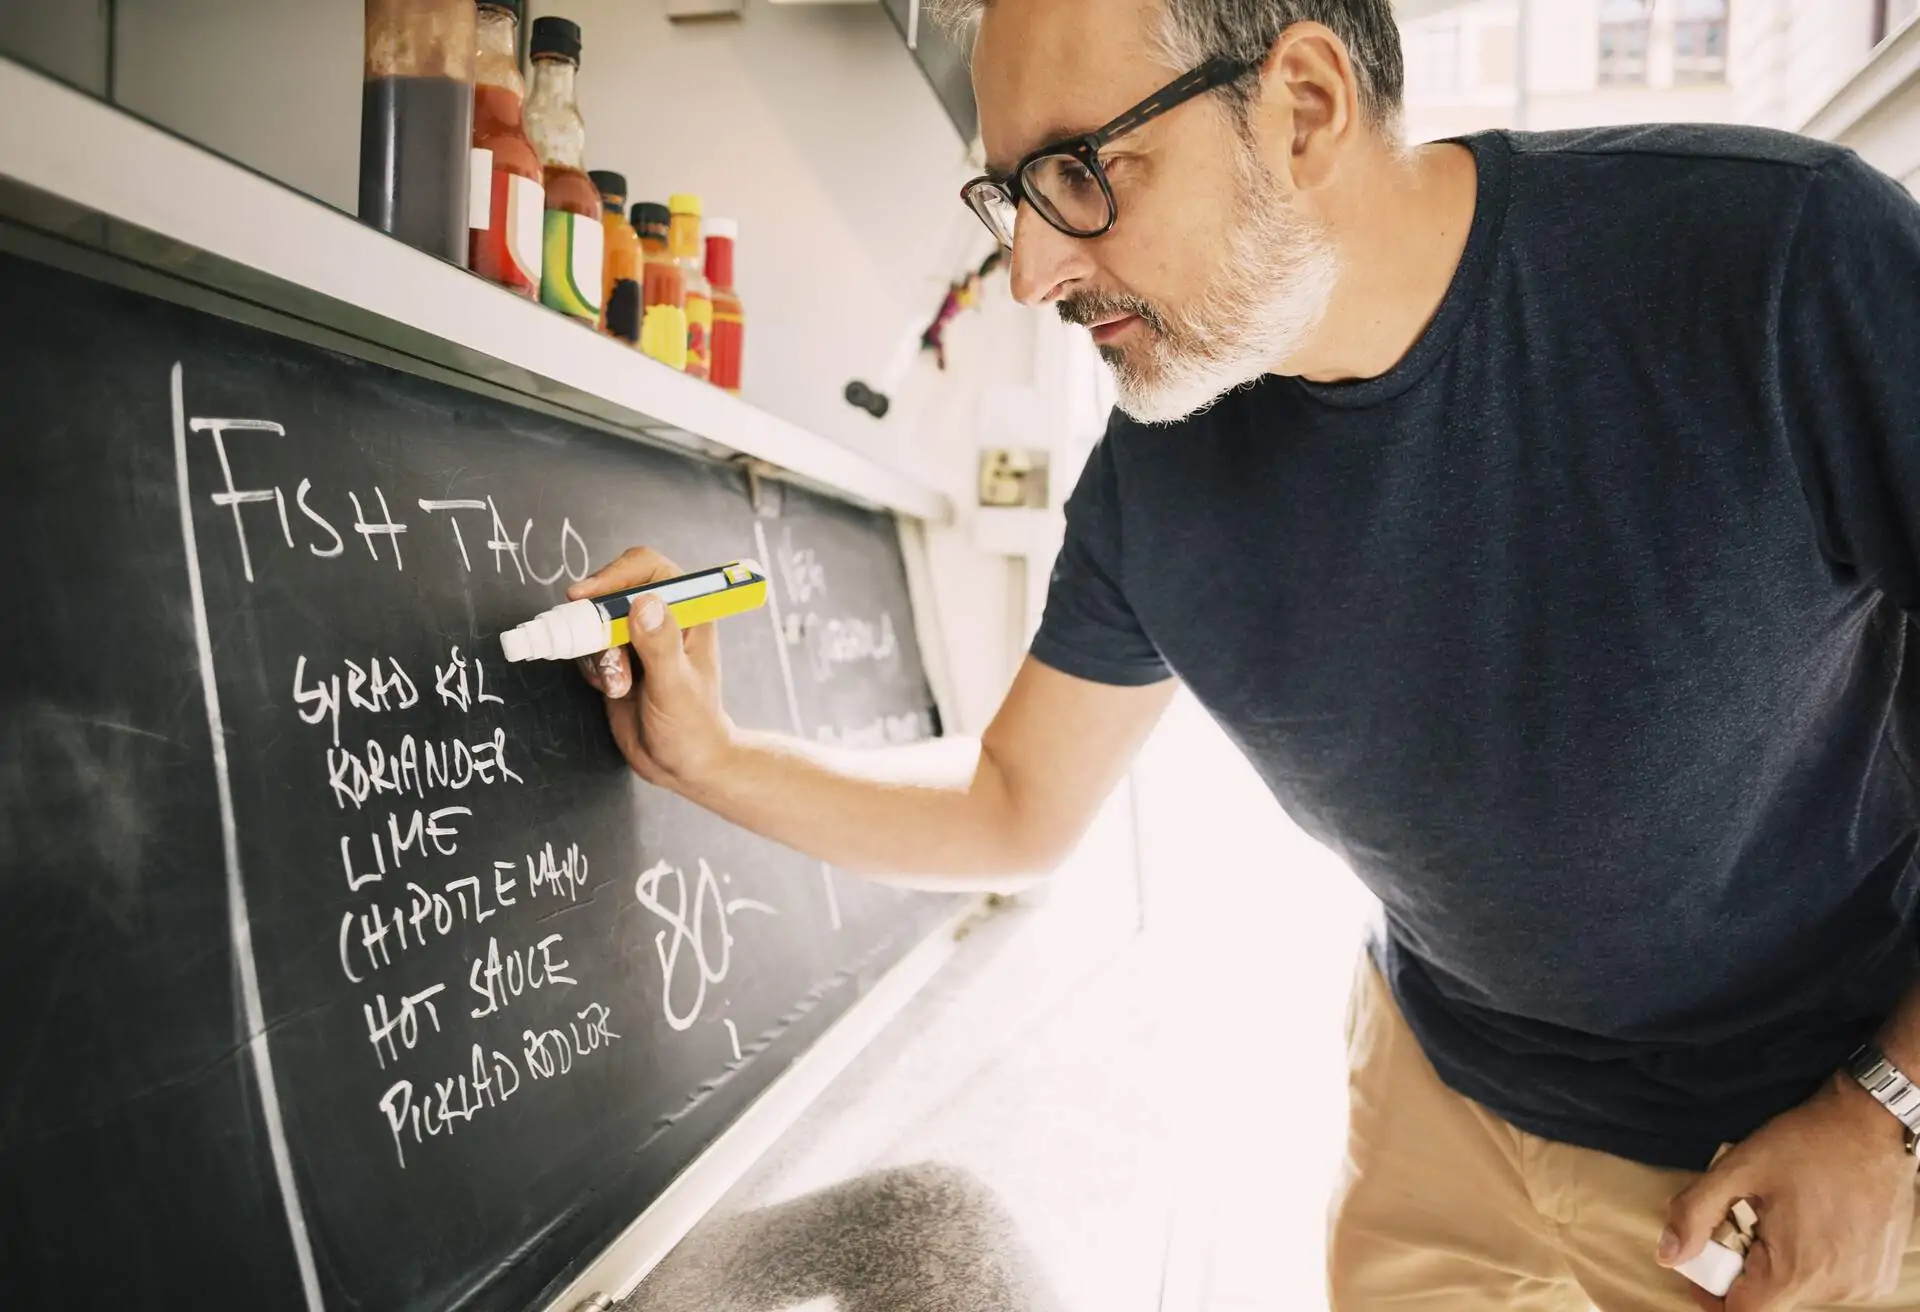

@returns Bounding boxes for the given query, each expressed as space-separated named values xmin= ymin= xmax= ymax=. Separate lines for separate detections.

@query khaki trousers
xmin=1326 ymin=949 xmax=1920 ymax=1310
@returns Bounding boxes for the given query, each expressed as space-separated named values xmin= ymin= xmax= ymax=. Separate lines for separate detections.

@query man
xmin=574 ymin=0 xmax=1920 ymax=1307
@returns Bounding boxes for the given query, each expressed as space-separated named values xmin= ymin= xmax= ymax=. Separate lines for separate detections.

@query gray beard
xmin=1093 ymin=155 xmax=1341 ymax=426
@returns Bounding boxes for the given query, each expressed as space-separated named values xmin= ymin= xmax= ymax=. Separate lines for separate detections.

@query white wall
xmin=113 ymin=0 xmax=364 ymax=212
xmin=0 ymin=0 xmax=108 ymax=94
xmin=1732 ymin=0 xmax=1880 ymax=129
xmin=1804 ymin=9 xmax=1920 ymax=195
xmin=524 ymin=0 xmax=990 ymax=472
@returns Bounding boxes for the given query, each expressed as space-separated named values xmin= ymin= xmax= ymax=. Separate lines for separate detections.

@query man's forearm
xmin=673 ymin=728 xmax=1051 ymax=881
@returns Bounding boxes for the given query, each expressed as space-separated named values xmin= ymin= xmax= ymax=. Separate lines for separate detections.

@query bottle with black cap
xmin=590 ymin=171 xmax=641 ymax=343
xmin=525 ymin=16 xmax=603 ymax=323
xmin=633 ymin=201 xmax=689 ymax=370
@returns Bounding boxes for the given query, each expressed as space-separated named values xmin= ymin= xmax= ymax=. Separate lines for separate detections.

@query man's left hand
xmin=1659 ymin=1072 xmax=1915 ymax=1310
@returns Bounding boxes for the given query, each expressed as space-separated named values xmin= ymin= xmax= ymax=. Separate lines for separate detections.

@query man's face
xmin=973 ymin=0 xmax=1341 ymax=423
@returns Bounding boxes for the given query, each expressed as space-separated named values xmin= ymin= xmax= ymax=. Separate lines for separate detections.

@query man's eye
xmin=1038 ymin=155 xmax=1098 ymax=197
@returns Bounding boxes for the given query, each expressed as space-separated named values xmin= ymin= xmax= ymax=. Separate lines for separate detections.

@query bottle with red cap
xmin=704 ymin=217 xmax=745 ymax=394
xmin=668 ymin=193 xmax=711 ymax=380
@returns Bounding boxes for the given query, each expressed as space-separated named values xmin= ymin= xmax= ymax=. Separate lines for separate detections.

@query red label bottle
xmin=468 ymin=0 xmax=543 ymax=297
xmin=704 ymin=217 xmax=745 ymax=394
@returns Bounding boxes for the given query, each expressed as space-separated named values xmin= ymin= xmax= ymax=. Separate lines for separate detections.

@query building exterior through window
xmin=1598 ymin=0 xmax=1654 ymax=85
xmin=1672 ymin=0 xmax=1729 ymax=83
xmin=1395 ymin=0 xmax=1903 ymax=154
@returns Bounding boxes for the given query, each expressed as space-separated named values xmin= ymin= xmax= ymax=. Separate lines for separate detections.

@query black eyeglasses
xmin=961 ymin=55 xmax=1259 ymax=250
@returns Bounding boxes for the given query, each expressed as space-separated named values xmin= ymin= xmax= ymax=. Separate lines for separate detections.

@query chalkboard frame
xmin=0 ymin=214 xmax=978 ymax=1308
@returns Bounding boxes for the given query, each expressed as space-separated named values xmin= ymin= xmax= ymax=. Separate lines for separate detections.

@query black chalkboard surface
xmin=0 ymin=247 xmax=952 ymax=1311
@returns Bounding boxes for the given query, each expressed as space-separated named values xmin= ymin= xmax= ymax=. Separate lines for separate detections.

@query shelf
xmin=0 ymin=55 xmax=953 ymax=525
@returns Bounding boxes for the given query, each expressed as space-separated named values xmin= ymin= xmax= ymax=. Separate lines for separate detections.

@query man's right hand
xmin=569 ymin=544 xmax=1178 ymax=882
xmin=570 ymin=546 xmax=734 ymax=792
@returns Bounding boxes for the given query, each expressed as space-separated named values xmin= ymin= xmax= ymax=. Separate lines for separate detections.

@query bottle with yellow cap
xmin=668 ymin=193 xmax=712 ymax=381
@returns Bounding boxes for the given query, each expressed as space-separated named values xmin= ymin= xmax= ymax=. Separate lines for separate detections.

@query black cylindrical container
xmin=359 ymin=0 xmax=478 ymax=265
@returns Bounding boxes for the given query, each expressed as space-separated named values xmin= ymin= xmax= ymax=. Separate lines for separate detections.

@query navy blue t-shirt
xmin=1030 ymin=126 xmax=1920 ymax=1171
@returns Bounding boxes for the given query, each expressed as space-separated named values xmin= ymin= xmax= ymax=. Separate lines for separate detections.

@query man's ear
xmin=1256 ymin=21 xmax=1359 ymax=191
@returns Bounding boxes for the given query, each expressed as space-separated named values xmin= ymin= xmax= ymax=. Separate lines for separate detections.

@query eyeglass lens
xmin=1020 ymin=153 xmax=1111 ymax=236
xmin=965 ymin=180 xmax=1019 ymax=248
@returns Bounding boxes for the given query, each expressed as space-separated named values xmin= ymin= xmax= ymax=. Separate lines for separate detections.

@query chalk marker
xmin=500 ymin=560 xmax=768 ymax=662
xmin=1675 ymin=1239 xmax=1743 ymax=1298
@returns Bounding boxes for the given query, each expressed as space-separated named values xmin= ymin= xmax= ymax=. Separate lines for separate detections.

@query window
xmin=1673 ymin=0 xmax=1729 ymax=84
xmin=1598 ymin=0 xmax=1653 ymax=86
xmin=1406 ymin=22 xmax=1463 ymax=98
xmin=1478 ymin=25 xmax=1516 ymax=90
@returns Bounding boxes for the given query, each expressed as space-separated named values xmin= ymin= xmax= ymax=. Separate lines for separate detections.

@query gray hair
xmin=931 ymin=0 xmax=1405 ymax=134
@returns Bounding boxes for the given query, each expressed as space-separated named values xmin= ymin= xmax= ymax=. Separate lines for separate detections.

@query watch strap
xmin=1847 ymin=1043 xmax=1920 ymax=1155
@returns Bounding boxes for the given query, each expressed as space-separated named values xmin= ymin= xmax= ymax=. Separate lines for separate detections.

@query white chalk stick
xmin=1676 ymin=1239 xmax=1745 ymax=1297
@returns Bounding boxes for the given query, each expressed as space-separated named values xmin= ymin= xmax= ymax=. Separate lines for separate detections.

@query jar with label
xmin=668 ymin=193 xmax=711 ymax=380
xmin=590 ymin=171 xmax=641 ymax=343
xmin=704 ymin=217 xmax=745 ymax=393
xmin=468 ymin=0 xmax=543 ymax=297
xmin=360 ymin=0 xmax=477 ymax=264
xmin=525 ymin=17 xmax=602 ymax=323
xmin=632 ymin=202 xmax=687 ymax=370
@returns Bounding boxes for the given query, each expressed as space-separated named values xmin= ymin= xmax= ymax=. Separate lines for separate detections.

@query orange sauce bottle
xmin=633 ymin=202 xmax=687 ymax=370
xmin=591 ymin=171 xmax=640 ymax=343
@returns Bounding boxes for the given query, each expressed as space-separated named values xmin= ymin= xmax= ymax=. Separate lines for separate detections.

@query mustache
xmin=1057 ymin=291 xmax=1166 ymax=334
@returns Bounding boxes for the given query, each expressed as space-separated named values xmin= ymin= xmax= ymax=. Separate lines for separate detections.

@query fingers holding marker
xmin=683 ymin=609 xmax=720 ymax=678
xmin=569 ymin=545 xmax=683 ymax=600
xmin=598 ymin=646 xmax=633 ymax=698
xmin=624 ymin=594 xmax=686 ymax=679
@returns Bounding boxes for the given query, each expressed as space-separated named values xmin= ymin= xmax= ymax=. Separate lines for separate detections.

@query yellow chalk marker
xmin=499 ymin=560 xmax=768 ymax=663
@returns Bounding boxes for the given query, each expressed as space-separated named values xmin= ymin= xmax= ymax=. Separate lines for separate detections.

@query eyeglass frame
xmin=960 ymin=54 xmax=1262 ymax=248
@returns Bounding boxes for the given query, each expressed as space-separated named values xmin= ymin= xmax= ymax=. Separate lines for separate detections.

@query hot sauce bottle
xmin=668 ymin=193 xmax=711 ymax=380
xmin=468 ymin=0 xmax=542 ymax=297
xmin=591 ymin=171 xmax=641 ymax=344
xmin=525 ymin=17 xmax=602 ymax=323
xmin=704 ymin=217 xmax=745 ymax=393
xmin=633 ymin=202 xmax=688 ymax=370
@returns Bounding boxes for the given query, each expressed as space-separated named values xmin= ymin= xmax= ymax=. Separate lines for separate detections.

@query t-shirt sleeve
xmin=1028 ymin=432 xmax=1173 ymax=686
xmin=1777 ymin=150 xmax=1920 ymax=611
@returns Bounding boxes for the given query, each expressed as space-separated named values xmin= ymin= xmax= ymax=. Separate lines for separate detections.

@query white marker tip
xmin=500 ymin=628 xmax=531 ymax=662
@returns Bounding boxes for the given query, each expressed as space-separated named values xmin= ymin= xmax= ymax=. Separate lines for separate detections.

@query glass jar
xmin=359 ymin=0 xmax=477 ymax=264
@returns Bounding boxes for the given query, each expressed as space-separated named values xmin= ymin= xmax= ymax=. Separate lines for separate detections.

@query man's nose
xmin=1007 ymin=205 xmax=1093 ymax=307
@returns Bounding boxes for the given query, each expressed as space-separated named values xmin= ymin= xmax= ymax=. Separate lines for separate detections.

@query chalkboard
xmin=0 ymin=245 xmax=954 ymax=1311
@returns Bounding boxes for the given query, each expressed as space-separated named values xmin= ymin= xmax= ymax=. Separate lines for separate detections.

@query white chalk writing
xmin=467 ymin=933 xmax=577 ymax=1019
xmin=635 ymin=858 xmax=778 ymax=1032
xmin=377 ymin=1043 xmax=526 ymax=1169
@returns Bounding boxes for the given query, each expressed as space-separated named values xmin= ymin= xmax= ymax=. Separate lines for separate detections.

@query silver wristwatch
xmin=1847 ymin=1043 xmax=1920 ymax=1155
